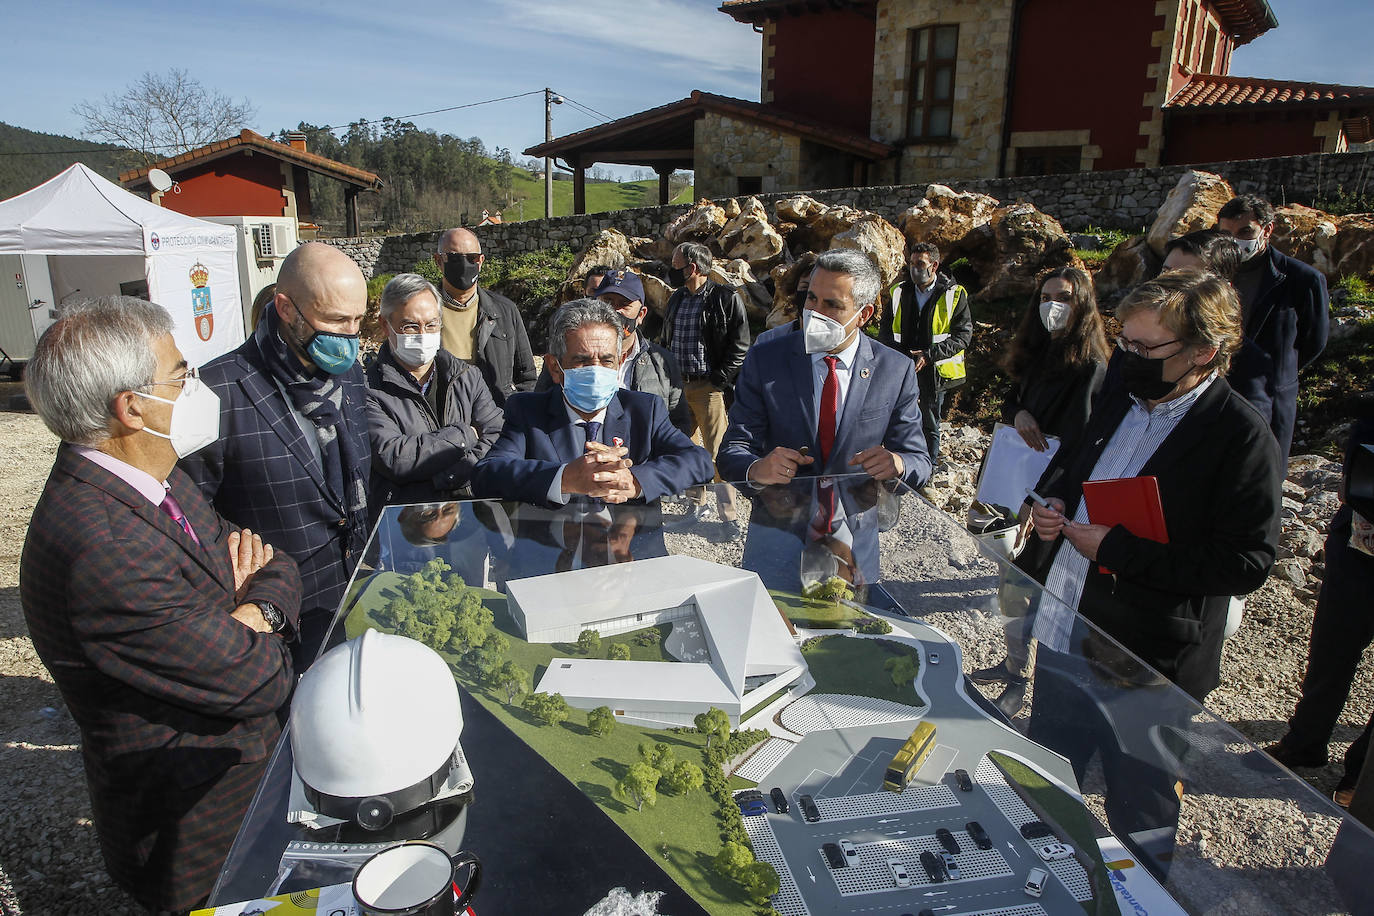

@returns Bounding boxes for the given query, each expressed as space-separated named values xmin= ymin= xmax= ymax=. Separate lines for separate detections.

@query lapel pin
xmin=860 ymin=367 xmax=871 ymax=379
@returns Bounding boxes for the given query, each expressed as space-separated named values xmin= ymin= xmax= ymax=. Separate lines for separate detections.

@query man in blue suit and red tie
xmin=718 ymin=248 xmax=931 ymax=491
xmin=471 ymin=299 xmax=714 ymax=508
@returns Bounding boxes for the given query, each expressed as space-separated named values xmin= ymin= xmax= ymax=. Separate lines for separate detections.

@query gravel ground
xmin=1 ymin=403 xmax=1371 ymax=914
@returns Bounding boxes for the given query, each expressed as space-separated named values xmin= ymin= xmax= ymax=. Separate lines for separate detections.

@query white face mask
xmin=1235 ymin=236 xmax=1264 ymax=261
xmin=390 ymin=331 xmax=442 ymax=368
xmin=135 ymin=374 xmax=221 ymax=458
xmin=1039 ymin=300 xmax=1071 ymax=333
xmin=802 ymin=308 xmax=858 ymax=355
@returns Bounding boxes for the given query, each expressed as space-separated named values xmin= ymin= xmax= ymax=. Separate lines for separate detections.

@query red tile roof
xmin=1167 ymin=74 xmax=1374 ymax=110
xmin=1208 ymin=0 xmax=1278 ymax=47
xmin=119 ymin=130 xmax=383 ymax=191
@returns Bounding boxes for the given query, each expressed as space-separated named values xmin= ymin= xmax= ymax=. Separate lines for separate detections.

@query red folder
xmin=1081 ymin=476 xmax=1168 ymax=574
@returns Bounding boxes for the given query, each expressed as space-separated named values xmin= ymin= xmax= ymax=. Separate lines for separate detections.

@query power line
xmin=557 ymin=93 xmax=615 ymax=123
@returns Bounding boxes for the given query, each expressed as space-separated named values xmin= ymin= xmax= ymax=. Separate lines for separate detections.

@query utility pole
xmin=544 ymin=88 xmax=563 ymax=219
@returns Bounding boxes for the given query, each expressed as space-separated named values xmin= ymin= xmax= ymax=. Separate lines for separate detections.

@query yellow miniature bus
xmin=883 ymin=721 xmax=937 ymax=792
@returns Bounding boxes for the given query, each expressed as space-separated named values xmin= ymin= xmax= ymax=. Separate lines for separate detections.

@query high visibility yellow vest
xmin=889 ymin=282 xmax=966 ymax=383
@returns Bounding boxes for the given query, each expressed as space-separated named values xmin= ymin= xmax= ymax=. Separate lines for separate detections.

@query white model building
xmin=506 ymin=555 xmax=807 ymax=728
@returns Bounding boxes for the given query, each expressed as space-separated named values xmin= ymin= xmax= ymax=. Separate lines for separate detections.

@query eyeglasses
xmin=442 ymin=252 xmax=482 ymax=264
xmin=145 ymin=366 xmax=199 ymax=389
xmin=1115 ymin=335 xmax=1183 ymax=358
xmin=394 ymin=320 xmax=443 ymax=334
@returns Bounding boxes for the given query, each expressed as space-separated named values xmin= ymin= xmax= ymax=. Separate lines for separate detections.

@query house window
xmin=1015 ymin=147 xmax=1081 ymax=177
xmin=907 ymin=25 xmax=959 ymax=140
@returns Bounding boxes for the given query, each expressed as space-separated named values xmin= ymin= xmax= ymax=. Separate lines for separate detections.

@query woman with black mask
xmin=755 ymin=251 xmax=818 ymax=347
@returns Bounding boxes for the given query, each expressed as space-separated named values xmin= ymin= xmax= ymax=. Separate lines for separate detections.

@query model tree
xmin=614 ymin=762 xmax=661 ymax=812
xmin=576 ymin=629 xmax=602 ymax=655
xmin=587 ymin=706 xmax=616 ymax=737
xmin=712 ymin=841 xmax=754 ymax=880
xmin=493 ymin=661 xmax=530 ymax=704
xmin=738 ymin=861 xmax=781 ymax=904
xmin=884 ymin=654 xmax=918 ymax=687
xmin=639 ymin=742 xmax=675 ymax=770
xmin=694 ymin=707 xmax=731 ymax=750
xmin=522 ymin=691 xmax=571 ymax=726
xmin=662 ymin=759 xmax=704 ymax=795
xmin=607 ymin=643 xmax=631 ymax=660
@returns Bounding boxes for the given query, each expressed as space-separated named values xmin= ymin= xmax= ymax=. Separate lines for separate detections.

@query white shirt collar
xmin=810 ymin=328 xmax=863 ymax=370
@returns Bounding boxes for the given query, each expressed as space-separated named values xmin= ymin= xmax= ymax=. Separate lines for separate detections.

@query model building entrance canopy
xmin=506 ymin=555 xmax=807 ymax=727
xmin=119 ymin=130 xmax=383 ymax=236
xmin=523 ymin=90 xmax=890 ymax=214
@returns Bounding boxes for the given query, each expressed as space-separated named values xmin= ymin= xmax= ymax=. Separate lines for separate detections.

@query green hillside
xmin=0 ymin=122 xmax=125 ymax=200
xmin=503 ymin=172 xmax=694 ymax=221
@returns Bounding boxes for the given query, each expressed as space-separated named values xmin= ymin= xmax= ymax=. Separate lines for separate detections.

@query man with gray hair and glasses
xmin=365 ymin=272 xmax=504 ymax=521
xmin=472 ymin=298 xmax=713 ymax=507
xmin=20 ymin=296 xmax=301 ymax=913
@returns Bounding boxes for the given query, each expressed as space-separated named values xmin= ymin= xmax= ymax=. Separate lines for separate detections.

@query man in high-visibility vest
xmin=879 ymin=241 xmax=972 ymax=467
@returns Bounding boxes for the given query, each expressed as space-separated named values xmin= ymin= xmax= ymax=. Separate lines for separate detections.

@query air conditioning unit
xmin=251 ymin=223 xmax=294 ymax=260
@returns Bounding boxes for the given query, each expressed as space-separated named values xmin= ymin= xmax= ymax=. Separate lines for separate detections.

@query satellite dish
xmin=148 ymin=168 xmax=174 ymax=193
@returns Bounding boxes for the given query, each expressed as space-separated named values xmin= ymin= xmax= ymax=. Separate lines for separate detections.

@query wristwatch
xmin=257 ymin=601 xmax=286 ymax=634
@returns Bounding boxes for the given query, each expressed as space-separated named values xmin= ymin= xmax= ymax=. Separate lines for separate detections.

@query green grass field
xmin=770 ymin=589 xmax=873 ymax=629
xmin=342 ymin=573 xmax=761 ymax=916
xmin=503 ymin=172 xmax=694 ymax=221
xmin=989 ymin=752 xmax=1121 ymax=916
xmin=801 ymin=636 xmax=924 ymax=706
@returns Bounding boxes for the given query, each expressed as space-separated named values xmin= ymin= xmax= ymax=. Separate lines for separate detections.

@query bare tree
xmin=73 ymin=69 xmax=257 ymax=166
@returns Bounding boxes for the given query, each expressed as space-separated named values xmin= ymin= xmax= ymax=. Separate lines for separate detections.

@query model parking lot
xmin=824 ymin=832 xmax=1014 ymax=896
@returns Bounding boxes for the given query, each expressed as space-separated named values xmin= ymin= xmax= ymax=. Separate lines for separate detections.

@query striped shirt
xmin=670 ymin=290 xmax=708 ymax=378
xmin=1033 ymin=374 xmax=1217 ymax=651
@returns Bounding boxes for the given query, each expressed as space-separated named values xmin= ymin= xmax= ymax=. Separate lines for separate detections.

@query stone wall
xmin=694 ymin=112 xmax=801 ymax=200
xmin=321 ymin=149 xmax=1374 ymax=278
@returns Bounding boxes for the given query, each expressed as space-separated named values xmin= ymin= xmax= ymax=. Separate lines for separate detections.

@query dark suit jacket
xmin=1230 ymin=245 xmax=1330 ymax=460
xmin=20 ymin=447 xmax=301 ymax=912
xmin=1016 ymin=377 xmax=1282 ymax=700
xmin=181 ymin=333 xmax=371 ymax=628
xmin=472 ymin=286 xmax=537 ymax=406
xmin=1001 ymin=357 xmax=1106 ymax=450
xmin=717 ymin=332 xmax=932 ymax=490
xmin=470 ymin=387 xmax=714 ymax=508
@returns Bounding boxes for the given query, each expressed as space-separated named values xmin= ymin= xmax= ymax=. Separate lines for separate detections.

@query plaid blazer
xmin=180 ymin=335 xmax=371 ymax=624
xmin=20 ymin=445 xmax=301 ymax=912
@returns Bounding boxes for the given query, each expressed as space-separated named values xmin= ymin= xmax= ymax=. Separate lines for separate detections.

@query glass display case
xmin=209 ymin=477 xmax=1374 ymax=915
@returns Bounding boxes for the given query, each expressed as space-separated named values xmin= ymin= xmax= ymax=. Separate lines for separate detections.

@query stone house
xmin=527 ymin=0 xmax=1374 ymax=208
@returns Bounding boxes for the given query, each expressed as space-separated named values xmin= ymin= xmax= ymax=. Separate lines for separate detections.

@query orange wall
xmin=158 ymin=151 xmax=289 ymax=218
xmin=769 ymin=9 xmax=876 ymax=136
xmin=1163 ymin=114 xmax=1324 ymax=164
xmin=1007 ymin=0 xmax=1164 ymax=171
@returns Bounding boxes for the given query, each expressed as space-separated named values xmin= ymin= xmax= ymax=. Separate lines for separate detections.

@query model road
xmin=750 ymin=624 xmax=1095 ymax=915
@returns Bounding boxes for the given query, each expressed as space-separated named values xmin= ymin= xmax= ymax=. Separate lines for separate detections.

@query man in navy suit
xmin=471 ymin=299 xmax=714 ymax=508
xmin=718 ymin=249 xmax=931 ymax=491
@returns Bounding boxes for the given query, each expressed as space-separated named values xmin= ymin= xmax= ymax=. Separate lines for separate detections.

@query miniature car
xmin=888 ymin=857 xmax=912 ymax=888
xmin=1024 ymin=866 xmax=1049 ymax=897
xmin=770 ymin=787 xmax=790 ymax=814
xmin=734 ymin=789 xmax=764 ymax=802
xmin=953 ymin=768 xmax=973 ymax=792
xmin=940 ymin=853 xmax=960 ymax=881
xmin=738 ymin=799 xmax=768 ymax=816
xmin=838 ymin=839 xmax=859 ymax=861
xmin=799 ymin=794 xmax=821 ymax=823
xmin=919 ymin=850 xmax=944 ymax=882
xmin=1020 ymin=820 xmax=1054 ymax=839
xmin=822 ymin=842 xmax=846 ymax=868
xmin=928 ymin=651 xmax=940 ymax=665
xmin=1038 ymin=842 xmax=1075 ymax=861
xmin=966 ymin=820 xmax=993 ymax=850
xmin=935 ymin=827 xmax=960 ymax=854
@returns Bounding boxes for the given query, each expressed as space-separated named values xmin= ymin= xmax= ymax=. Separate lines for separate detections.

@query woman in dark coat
xmin=1000 ymin=266 xmax=1111 ymax=452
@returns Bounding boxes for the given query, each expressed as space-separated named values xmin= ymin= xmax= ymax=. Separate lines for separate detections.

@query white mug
xmin=352 ymin=841 xmax=481 ymax=916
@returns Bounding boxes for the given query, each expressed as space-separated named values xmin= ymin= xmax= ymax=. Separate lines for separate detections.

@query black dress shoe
xmin=1264 ymin=740 xmax=1330 ymax=769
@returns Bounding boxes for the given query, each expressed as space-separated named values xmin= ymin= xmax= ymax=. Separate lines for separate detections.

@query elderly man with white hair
xmin=365 ymin=272 xmax=504 ymax=521
xmin=20 ymin=296 xmax=301 ymax=913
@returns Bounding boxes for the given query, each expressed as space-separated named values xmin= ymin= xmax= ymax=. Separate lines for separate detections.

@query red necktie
xmin=160 ymin=490 xmax=201 ymax=547
xmin=818 ymin=355 xmax=839 ymax=465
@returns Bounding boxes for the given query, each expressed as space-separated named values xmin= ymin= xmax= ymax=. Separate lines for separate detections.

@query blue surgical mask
xmin=561 ymin=365 xmax=620 ymax=412
xmin=305 ymin=329 xmax=360 ymax=375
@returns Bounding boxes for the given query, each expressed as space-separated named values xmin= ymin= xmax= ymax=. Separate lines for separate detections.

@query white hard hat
xmin=291 ymin=629 xmax=463 ymax=830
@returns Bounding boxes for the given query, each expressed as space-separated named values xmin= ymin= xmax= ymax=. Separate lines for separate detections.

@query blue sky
xmin=1 ymin=0 xmax=1370 ymax=180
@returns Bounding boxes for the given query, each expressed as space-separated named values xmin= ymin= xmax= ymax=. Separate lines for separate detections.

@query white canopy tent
xmin=0 ymin=163 xmax=244 ymax=366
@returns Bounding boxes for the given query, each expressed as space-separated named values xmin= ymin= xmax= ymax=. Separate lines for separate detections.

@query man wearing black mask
xmin=432 ymin=227 xmax=536 ymax=406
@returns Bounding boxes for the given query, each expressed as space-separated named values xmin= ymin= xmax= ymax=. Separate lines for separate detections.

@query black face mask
xmin=615 ymin=312 xmax=638 ymax=336
xmin=1120 ymin=351 xmax=1182 ymax=401
xmin=667 ymin=265 xmax=686 ymax=288
xmin=443 ymin=255 xmax=480 ymax=291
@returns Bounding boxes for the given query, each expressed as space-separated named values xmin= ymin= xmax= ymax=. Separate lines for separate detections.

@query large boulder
xmin=630 ymin=235 xmax=674 ymax=262
xmin=723 ymin=215 xmax=786 ymax=271
xmin=665 ymin=199 xmax=727 ymax=243
xmin=567 ymin=228 xmax=633 ymax=285
xmin=951 ymin=202 xmax=1079 ymax=301
xmin=1145 ymin=170 xmax=1235 ymax=256
xmin=1272 ymin=204 xmax=1339 ymax=271
xmin=775 ymin=195 xmax=827 ymax=224
xmin=765 ymin=262 xmax=796 ymax=329
xmin=830 ymin=213 xmax=907 ymax=289
xmin=1330 ymin=213 xmax=1374 ymax=280
xmin=640 ymin=272 xmax=674 ymax=318
xmin=1093 ymin=234 xmax=1160 ymax=304
xmin=897 ymin=184 xmax=1000 ymax=253
xmin=709 ymin=258 xmax=771 ymax=323
xmin=807 ymin=205 xmax=866 ymax=248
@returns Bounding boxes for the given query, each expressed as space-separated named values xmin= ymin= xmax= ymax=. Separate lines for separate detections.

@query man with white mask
xmin=365 ymin=273 xmax=504 ymax=521
xmin=21 ymin=296 xmax=302 ymax=913
xmin=718 ymin=249 xmax=931 ymax=491
xmin=878 ymin=240 xmax=972 ymax=468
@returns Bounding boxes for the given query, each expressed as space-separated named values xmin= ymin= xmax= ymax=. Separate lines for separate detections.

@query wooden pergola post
xmin=573 ymin=157 xmax=587 ymax=216
xmin=345 ymin=187 xmax=360 ymax=236
xmin=657 ymin=167 xmax=672 ymax=205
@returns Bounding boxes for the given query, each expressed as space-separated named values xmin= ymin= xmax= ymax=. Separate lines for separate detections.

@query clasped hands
xmin=227 ymin=529 xmax=279 ymax=633
xmin=749 ymin=445 xmax=904 ymax=485
xmin=1030 ymin=497 xmax=1109 ymax=562
xmin=562 ymin=441 xmax=641 ymax=503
